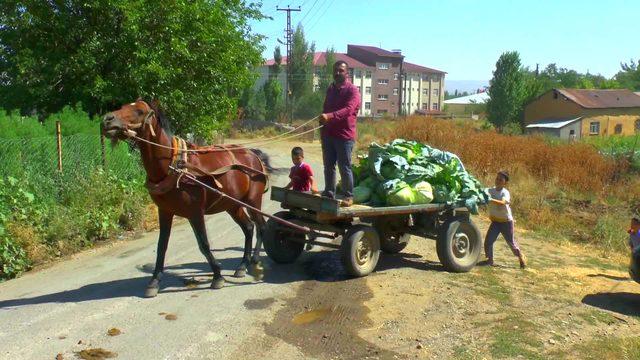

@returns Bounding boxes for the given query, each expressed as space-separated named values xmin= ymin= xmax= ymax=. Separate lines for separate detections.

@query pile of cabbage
xmin=351 ymin=139 xmax=488 ymax=213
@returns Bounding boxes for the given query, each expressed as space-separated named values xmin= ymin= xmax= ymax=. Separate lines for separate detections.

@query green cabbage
xmin=353 ymin=186 xmax=372 ymax=204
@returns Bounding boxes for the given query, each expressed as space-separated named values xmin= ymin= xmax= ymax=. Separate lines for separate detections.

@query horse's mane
xmin=146 ymin=99 xmax=173 ymax=135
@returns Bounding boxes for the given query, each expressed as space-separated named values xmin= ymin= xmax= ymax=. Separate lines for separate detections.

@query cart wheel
xmin=341 ymin=224 xmax=381 ymax=277
xmin=263 ymin=211 xmax=305 ymax=264
xmin=436 ymin=218 xmax=481 ymax=273
xmin=374 ymin=218 xmax=410 ymax=254
xmin=380 ymin=233 xmax=410 ymax=254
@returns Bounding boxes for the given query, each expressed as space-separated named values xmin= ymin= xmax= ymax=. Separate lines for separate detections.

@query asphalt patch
xmin=244 ymin=297 xmax=276 ymax=310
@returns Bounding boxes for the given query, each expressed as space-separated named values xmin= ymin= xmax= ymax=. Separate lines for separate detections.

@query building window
xmin=393 ymin=88 xmax=398 ymax=95
xmin=432 ymin=75 xmax=439 ymax=82
xmin=422 ymin=89 xmax=427 ymax=95
xmin=365 ymin=86 xmax=371 ymax=94
xmin=378 ymin=94 xmax=388 ymax=101
xmin=378 ymin=63 xmax=390 ymax=70
xmin=355 ymin=70 xmax=362 ymax=77
xmin=590 ymin=122 xmax=600 ymax=135
xmin=615 ymin=124 xmax=623 ymax=134
xmin=377 ymin=109 xmax=388 ymax=114
xmin=422 ymin=74 xmax=429 ymax=81
xmin=422 ymin=103 xmax=428 ymax=110
xmin=365 ymin=71 xmax=372 ymax=79
xmin=365 ymin=102 xmax=371 ymax=110
xmin=432 ymin=102 xmax=438 ymax=110
xmin=394 ymin=73 xmax=399 ymax=80
xmin=357 ymin=86 xmax=362 ymax=94
xmin=433 ymin=89 xmax=439 ymax=96
xmin=378 ymin=79 xmax=389 ymax=85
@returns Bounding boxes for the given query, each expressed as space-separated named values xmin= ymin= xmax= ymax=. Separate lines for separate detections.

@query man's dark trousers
xmin=321 ymin=136 xmax=354 ymax=199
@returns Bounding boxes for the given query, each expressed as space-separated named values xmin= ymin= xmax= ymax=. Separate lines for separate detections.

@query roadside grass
xmin=489 ymin=316 xmax=545 ymax=360
xmin=559 ymin=336 xmax=640 ymax=360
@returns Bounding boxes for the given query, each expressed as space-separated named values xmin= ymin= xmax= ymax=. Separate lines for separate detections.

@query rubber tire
xmin=374 ymin=218 xmax=410 ymax=254
xmin=263 ymin=211 xmax=305 ymax=264
xmin=341 ymin=224 xmax=381 ymax=277
xmin=436 ymin=218 xmax=482 ymax=273
xmin=380 ymin=233 xmax=410 ymax=254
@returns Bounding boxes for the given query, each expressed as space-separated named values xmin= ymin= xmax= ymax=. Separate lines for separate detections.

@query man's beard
xmin=334 ymin=74 xmax=346 ymax=83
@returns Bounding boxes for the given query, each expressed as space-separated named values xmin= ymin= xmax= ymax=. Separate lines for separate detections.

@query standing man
xmin=319 ymin=60 xmax=361 ymax=207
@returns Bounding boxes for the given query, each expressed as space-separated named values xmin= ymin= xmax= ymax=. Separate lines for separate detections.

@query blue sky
xmin=250 ymin=0 xmax=639 ymax=81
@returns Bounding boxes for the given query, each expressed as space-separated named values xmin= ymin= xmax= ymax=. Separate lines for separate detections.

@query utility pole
xmin=277 ymin=5 xmax=300 ymax=123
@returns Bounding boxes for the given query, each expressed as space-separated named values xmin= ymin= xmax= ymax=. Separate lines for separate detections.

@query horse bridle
xmin=124 ymin=101 xmax=157 ymax=138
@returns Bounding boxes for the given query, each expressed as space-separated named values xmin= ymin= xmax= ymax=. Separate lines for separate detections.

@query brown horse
xmin=102 ymin=100 xmax=272 ymax=297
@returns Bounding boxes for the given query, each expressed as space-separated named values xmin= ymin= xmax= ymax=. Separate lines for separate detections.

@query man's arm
xmin=323 ymin=87 xmax=360 ymax=121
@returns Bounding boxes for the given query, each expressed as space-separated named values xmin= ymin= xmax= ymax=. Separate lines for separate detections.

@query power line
xmin=299 ymin=0 xmax=322 ymax=27
xmin=306 ymin=0 xmax=335 ymax=33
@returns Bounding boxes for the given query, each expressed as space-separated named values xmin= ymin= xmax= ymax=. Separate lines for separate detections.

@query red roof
xmin=348 ymin=44 xmax=403 ymax=58
xmin=556 ymin=89 xmax=640 ymax=108
xmin=264 ymin=52 xmax=371 ymax=68
xmin=403 ymin=61 xmax=446 ymax=74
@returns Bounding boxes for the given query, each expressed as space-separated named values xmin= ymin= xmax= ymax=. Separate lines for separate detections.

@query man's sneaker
xmin=340 ymin=197 xmax=353 ymax=207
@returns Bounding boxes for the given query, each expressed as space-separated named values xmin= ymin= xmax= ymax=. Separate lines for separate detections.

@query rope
xmin=230 ymin=116 xmax=321 ymax=146
xmin=132 ymin=121 xmax=324 ymax=153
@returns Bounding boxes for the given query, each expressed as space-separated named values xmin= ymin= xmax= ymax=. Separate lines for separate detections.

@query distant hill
xmin=445 ymin=80 xmax=489 ymax=94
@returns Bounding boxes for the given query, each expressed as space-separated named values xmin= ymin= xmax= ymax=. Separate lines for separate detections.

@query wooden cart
xmin=263 ymin=187 xmax=483 ymax=277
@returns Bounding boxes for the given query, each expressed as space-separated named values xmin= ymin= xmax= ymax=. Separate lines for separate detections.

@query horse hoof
xmin=251 ymin=262 xmax=264 ymax=281
xmin=144 ymin=286 xmax=159 ymax=298
xmin=211 ymin=277 xmax=225 ymax=289
xmin=234 ymin=268 xmax=247 ymax=278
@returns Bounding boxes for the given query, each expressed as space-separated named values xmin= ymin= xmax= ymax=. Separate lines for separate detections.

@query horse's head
xmin=102 ymin=100 xmax=158 ymax=140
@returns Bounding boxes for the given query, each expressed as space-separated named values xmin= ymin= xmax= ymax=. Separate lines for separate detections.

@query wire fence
xmin=0 ymin=129 xmax=145 ymax=203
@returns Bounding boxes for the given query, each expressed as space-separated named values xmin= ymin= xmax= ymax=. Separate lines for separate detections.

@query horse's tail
xmin=250 ymin=148 xmax=274 ymax=173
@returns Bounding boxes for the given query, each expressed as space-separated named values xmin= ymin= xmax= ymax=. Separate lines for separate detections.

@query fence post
xmin=56 ymin=120 xmax=63 ymax=173
xmin=100 ymin=123 xmax=107 ymax=169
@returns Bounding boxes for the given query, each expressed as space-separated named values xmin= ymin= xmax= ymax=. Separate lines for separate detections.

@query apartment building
xmin=257 ymin=44 xmax=445 ymax=117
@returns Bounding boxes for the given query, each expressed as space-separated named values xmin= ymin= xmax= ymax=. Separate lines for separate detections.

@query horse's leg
xmin=189 ymin=213 xmax=225 ymax=289
xmin=248 ymin=210 xmax=266 ymax=281
xmin=228 ymin=207 xmax=254 ymax=278
xmin=145 ymin=209 xmax=174 ymax=298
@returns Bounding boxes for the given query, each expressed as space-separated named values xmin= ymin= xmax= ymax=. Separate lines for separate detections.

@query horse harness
xmin=144 ymin=136 xmax=269 ymax=200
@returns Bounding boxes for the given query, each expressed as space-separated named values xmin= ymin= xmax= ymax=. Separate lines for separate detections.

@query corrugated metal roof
xmin=403 ymin=62 xmax=446 ymax=74
xmin=525 ymin=117 xmax=582 ymax=129
xmin=444 ymin=92 xmax=489 ymax=105
xmin=556 ymin=89 xmax=640 ymax=108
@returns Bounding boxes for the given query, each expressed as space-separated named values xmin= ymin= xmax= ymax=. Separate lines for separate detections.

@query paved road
xmin=0 ymin=141 xmax=324 ymax=360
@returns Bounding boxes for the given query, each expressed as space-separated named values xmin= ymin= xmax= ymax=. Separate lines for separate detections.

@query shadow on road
xmin=582 ymin=292 xmax=640 ymax=317
xmin=0 ymin=248 xmax=443 ymax=309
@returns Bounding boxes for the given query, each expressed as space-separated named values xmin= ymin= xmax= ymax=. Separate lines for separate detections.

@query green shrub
xmin=0 ymin=105 xmax=150 ymax=280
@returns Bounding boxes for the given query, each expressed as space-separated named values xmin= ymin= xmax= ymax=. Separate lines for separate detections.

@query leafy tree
xmin=486 ymin=51 xmax=525 ymax=132
xmin=616 ymin=59 xmax=640 ymax=90
xmin=0 ymin=1 xmax=265 ymax=140
xmin=240 ymin=87 xmax=266 ymax=121
xmin=263 ymin=46 xmax=284 ymax=121
xmin=318 ymin=47 xmax=336 ymax=93
xmin=289 ymin=24 xmax=315 ymax=100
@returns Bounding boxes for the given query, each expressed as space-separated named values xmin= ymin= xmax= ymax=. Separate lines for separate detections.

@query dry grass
xmin=393 ymin=117 xmax=620 ymax=193
xmin=388 ymin=116 xmax=638 ymax=255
